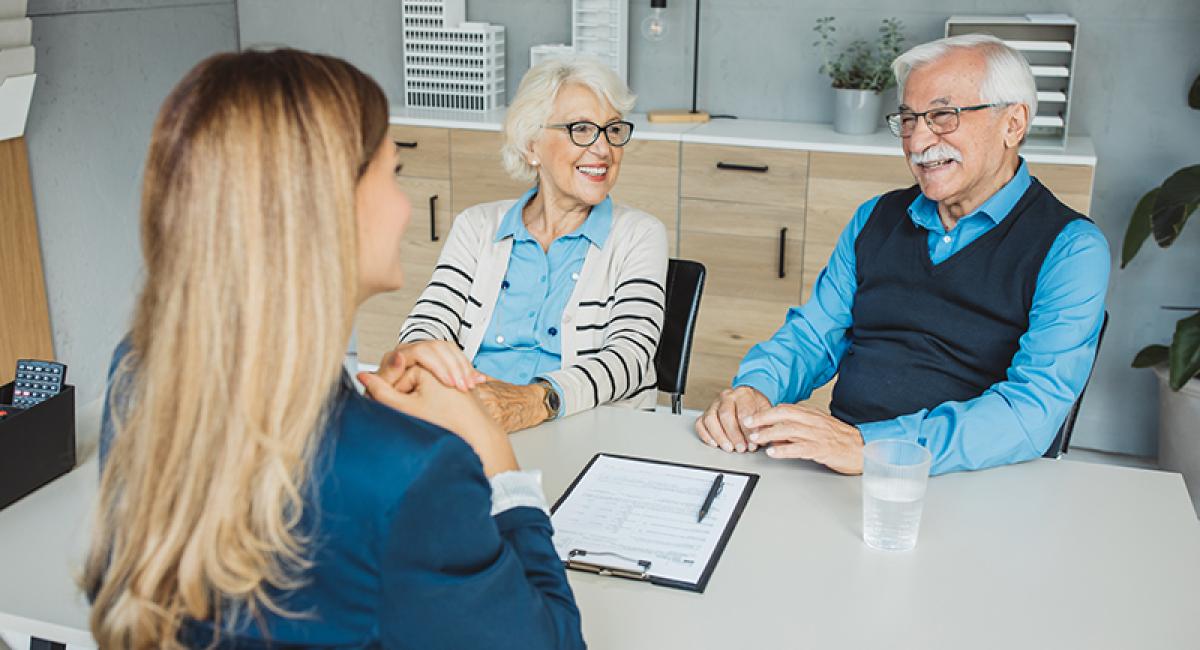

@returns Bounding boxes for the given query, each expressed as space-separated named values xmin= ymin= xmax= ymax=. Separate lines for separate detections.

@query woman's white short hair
xmin=892 ymin=34 xmax=1037 ymax=138
xmin=501 ymin=54 xmax=637 ymax=183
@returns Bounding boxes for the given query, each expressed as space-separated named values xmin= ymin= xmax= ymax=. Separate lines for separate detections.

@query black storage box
xmin=0 ymin=382 xmax=76 ymax=511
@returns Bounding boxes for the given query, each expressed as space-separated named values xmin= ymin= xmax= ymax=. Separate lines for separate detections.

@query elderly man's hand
xmin=744 ymin=404 xmax=865 ymax=475
xmin=695 ymin=386 xmax=772 ymax=453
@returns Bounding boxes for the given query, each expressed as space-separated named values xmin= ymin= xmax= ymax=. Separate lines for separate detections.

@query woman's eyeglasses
xmin=544 ymin=120 xmax=635 ymax=147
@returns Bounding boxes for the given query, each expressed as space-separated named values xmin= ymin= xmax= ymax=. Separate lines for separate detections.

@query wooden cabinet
xmin=677 ymin=143 xmax=809 ymax=411
xmin=357 ymin=119 xmax=1099 ymax=414
xmin=610 ymin=138 xmax=679 ymax=249
xmin=449 ymin=130 xmax=528 ymax=214
xmin=1028 ymin=162 xmax=1092 ymax=214
xmin=391 ymin=125 xmax=449 ymax=180
xmin=355 ymin=125 xmax=455 ymax=365
xmin=0 ymin=137 xmax=54 ymax=384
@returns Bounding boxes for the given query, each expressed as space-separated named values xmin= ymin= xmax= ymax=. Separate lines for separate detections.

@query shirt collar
xmin=907 ymin=158 xmax=1032 ymax=232
xmin=494 ymin=187 xmax=613 ymax=248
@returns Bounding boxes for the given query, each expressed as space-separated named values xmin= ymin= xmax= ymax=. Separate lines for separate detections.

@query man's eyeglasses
xmin=885 ymin=103 xmax=1012 ymax=138
xmin=544 ymin=120 xmax=635 ymax=147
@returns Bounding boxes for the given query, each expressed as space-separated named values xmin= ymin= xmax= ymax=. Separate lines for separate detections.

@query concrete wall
xmin=23 ymin=0 xmax=238 ymax=405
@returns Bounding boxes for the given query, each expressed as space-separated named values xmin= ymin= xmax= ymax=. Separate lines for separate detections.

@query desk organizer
xmin=0 ymin=381 xmax=75 ymax=511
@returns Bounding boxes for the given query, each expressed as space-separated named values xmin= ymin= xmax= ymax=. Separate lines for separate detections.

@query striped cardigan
xmin=399 ymin=198 xmax=669 ymax=416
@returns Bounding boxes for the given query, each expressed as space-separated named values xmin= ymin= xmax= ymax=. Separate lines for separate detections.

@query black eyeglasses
xmin=885 ymin=103 xmax=1012 ymax=138
xmin=544 ymin=120 xmax=635 ymax=147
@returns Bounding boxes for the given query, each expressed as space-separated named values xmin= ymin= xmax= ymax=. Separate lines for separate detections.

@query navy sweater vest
xmin=829 ymin=178 xmax=1086 ymax=425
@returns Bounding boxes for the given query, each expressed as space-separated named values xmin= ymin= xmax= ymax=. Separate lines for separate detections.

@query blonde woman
xmin=83 ymin=49 xmax=584 ymax=650
xmin=390 ymin=55 xmax=668 ymax=433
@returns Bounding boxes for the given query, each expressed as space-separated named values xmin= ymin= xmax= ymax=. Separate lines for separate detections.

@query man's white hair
xmin=892 ymin=34 xmax=1037 ymax=137
xmin=501 ymin=54 xmax=637 ymax=183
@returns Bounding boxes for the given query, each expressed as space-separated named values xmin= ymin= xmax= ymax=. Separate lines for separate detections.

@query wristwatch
xmin=535 ymin=379 xmax=561 ymax=422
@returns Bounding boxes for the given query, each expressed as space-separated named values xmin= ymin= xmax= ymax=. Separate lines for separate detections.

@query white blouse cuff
xmin=489 ymin=469 xmax=550 ymax=516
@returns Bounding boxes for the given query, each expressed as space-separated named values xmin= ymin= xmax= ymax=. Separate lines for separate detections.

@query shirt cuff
xmin=732 ymin=371 xmax=782 ymax=406
xmin=858 ymin=418 xmax=915 ymax=445
xmin=489 ymin=469 xmax=549 ymax=516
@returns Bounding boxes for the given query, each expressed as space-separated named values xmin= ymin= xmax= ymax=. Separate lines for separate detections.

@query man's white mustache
xmin=909 ymin=144 xmax=964 ymax=165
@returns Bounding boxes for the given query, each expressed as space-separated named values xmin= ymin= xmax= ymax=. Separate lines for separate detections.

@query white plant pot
xmin=833 ymin=88 xmax=883 ymax=135
xmin=1154 ymin=366 xmax=1200 ymax=517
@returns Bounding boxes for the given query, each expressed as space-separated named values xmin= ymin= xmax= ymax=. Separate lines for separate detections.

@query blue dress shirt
xmin=734 ymin=160 xmax=1111 ymax=474
xmin=474 ymin=187 xmax=612 ymax=410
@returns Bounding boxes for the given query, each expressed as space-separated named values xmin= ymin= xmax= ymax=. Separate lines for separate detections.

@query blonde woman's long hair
xmin=82 ymin=49 xmax=389 ymax=649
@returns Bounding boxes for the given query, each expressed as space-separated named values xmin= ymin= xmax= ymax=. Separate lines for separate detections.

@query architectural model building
xmin=571 ymin=0 xmax=627 ymax=81
xmin=402 ymin=0 xmax=506 ymax=112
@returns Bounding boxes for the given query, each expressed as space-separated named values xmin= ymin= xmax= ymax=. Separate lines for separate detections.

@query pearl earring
xmin=530 ymin=159 xmax=539 ymax=166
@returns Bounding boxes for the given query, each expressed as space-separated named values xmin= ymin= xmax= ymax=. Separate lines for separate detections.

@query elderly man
xmin=695 ymin=34 xmax=1109 ymax=475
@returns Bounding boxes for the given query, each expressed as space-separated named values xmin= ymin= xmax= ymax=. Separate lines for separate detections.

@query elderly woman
xmin=389 ymin=54 xmax=668 ymax=432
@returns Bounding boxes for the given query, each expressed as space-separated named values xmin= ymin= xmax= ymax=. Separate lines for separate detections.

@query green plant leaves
xmin=1189 ymin=73 xmax=1200 ymax=109
xmin=1121 ymin=188 xmax=1158 ymax=268
xmin=1169 ymin=311 xmax=1200 ymax=390
xmin=1151 ymin=165 xmax=1200 ymax=247
xmin=1132 ymin=344 xmax=1169 ymax=368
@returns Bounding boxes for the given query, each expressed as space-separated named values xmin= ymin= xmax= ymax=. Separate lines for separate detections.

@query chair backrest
xmin=654 ymin=259 xmax=706 ymax=409
xmin=1044 ymin=311 xmax=1109 ymax=458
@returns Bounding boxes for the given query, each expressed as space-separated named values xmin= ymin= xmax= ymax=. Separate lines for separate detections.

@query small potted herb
xmin=813 ymin=16 xmax=906 ymax=135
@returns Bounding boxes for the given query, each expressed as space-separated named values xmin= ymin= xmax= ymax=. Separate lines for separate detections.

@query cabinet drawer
xmin=390 ymin=125 xmax=449 ymax=180
xmin=1028 ymin=162 xmax=1092 ymax=215
xmin=450 ymin=130 xmax=530 ymax=214
xmin=804 ymin=152 xmax=912 ymax=301
xmin=682 ymin=144 xmax=807 ymax=206
xmin=611 ymin=139 xmax=679 ymax=248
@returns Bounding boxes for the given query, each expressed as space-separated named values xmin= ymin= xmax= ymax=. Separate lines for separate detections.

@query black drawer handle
xmin=778 ymin=227 xmax=787 ymax=279
xmin=429 ymin=195 xmax=439 ymax=242
xmin=394 ymin=140 xmax=419 ymax=149
xmin=716 ymin=161 xmax=769 ymax=173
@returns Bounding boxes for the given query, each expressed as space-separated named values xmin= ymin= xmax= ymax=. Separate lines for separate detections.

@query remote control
xmin=0 ymin=405 xmax=25 ymax=420
xmin=11 ymin=359 xmax=68 ymax=408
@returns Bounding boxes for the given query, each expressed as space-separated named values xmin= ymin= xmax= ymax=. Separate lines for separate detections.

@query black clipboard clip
xmin=566 ymin=549 xmax=652 ymax=581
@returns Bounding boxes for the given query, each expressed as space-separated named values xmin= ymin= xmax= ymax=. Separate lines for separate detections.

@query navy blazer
xmin=100 ymin=345 xmax=585 ymax=649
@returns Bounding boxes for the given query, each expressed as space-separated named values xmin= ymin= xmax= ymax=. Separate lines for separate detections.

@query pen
xmin=697 ymin=473 xmax=724 ymax=523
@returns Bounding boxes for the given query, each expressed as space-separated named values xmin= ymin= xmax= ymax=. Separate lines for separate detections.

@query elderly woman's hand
xmin=473 ymin=378 xmax=550 ymax=434
xmin=358 ymin=367 xmax=518 ymax=477
xmin=376 ymin=341 xmax=486 ymax=393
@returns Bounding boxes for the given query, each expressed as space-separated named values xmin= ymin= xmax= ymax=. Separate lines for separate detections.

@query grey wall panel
xmin=236 ymin=0 xmax=405 ymax=102
xmin=25 ymin=2 xmax=237 ymax=405
xmin=28 ymin=0 xmax=225 ymax=16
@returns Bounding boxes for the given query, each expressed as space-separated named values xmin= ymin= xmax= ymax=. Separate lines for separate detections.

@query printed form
xmin=551 ymin=454 xmax=751 ymax=585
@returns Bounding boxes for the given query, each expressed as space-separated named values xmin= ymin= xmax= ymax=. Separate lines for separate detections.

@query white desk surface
xmin=387 ymin=105 xmax=1098 ymax=166
xmin=3 ymin=403 xmax=1198 ymax=649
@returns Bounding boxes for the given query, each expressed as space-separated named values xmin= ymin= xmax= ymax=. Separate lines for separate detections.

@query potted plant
xmin=813 ymin=16 xmax=905 ymax=135
xmin=1122 ymin=73 xmax=1200 ymax=510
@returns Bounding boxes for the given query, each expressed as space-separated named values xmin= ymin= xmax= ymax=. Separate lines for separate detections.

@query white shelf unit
xmin=402 ymin=0 xmax=506 ymax=112
xmin=946 ymin=15 xmax=1079 ymax=149
xmin=572 ymin=0 xmax=627 ymax=82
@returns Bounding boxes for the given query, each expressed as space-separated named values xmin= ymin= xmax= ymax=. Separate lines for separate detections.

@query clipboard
xmin=550 ymin=453 xmax=758 ymax=593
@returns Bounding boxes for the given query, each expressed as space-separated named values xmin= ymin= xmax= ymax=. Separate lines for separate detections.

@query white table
xmin=3 ymin=404 xmax=1199 ymax=649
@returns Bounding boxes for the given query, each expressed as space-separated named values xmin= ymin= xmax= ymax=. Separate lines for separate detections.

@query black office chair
xmin=1043 ymin=312 xmax=1109 ymax=459
xmin=654 ymin=259 xmax=706 ymax=414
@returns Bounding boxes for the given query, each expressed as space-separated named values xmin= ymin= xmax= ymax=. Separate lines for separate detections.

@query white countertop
xmin=388 ymin=106 xmax=1097 ymax=166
